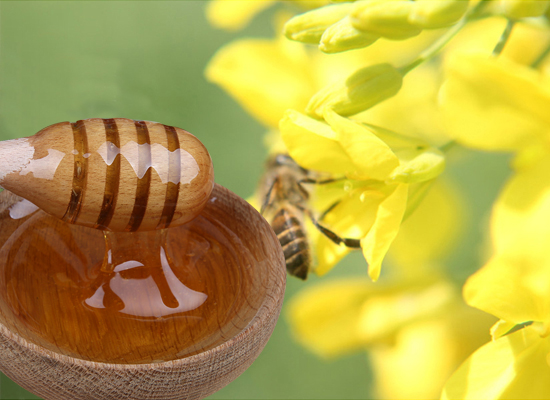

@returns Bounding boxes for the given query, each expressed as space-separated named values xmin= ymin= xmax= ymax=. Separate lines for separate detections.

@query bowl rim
xmin=0 ymin=183 xmax=286 ymax=372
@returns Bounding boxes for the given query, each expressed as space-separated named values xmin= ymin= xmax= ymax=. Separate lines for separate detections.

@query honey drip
xmin=0 ymin=197 xmax=262 ymax=364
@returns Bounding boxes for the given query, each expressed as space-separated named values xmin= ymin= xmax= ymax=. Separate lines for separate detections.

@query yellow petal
xmin=464 ymin=254 xmax=550 ymax=327
xmin=206 ymin=0 xmax=275 ymax=31
xmin=369 ymin=286 xmax=494 ymax=400
xmin=440 ymin=51 xmax=550 ymax=151
xmin=206 ymin=38 xmax=315 ymax=128
xmin=442 ymin=327 xmax=550 ymax=400
xmin=320 ymin=16 xmax=379 ymax=53
xmin=284 ymin=3 xmax=353 ymax=44
xmin=280 ymin=110 xmax=357 ymax=174
xmin=498 ymin=0 xmax=549 ymax=19
xmin=492 ymin=155 xmax=550 ymax=256
xmin=388 ymin=179 xmax=464 ymax=271
xmin=465 ymin=156 xmax=550 ymax=326
xmin=351 ymin=0 xmax=422 ymax=40
xmin=387 ymin=145 xmax=445 ymax=184
xmin=313 ymin=187 xmax=385 ymax=275
xmin=491 ymin=320 xmax=518 ymax=340
xmin=358 ymin=64 xmax=450 ymax=147
xmin=286 ymin=278 xmax=372 ymax=358
xmin=408 ymin=0 xmax=469 ymax=29
xmin=357 ymin=280 xmax=455 ymax=342
xmin=361 ymin=183 xmax=408 ymax=281
xmin=446 ymin=17 xmax=550 ymax=67
xmin=325 ymin=111 xmax=400 ymax=180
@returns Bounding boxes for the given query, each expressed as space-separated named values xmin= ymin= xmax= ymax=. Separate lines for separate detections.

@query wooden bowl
xmin=0 ymin=184 xmax=286 ymax=400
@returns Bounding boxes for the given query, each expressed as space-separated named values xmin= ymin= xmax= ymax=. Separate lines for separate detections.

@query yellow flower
xmin=435 ymin=26 xmax=550 ymax=397
xmin=442 ymin=325 xmax=550 ymax=400
xmin=206 ymin=7 xmax=450 ymax=280
xmin=288 ymin=175 xmax=483 ymax=398
xmin=371 ymin=303 xmax=493 ymax=400
xmin=288 ymin=277 xmax=493 ymax=399
xmin=467 ymin=156 xmax=550 ymax=326
xmin=205 ymin=36 xmax=315 ymax=128
xmin=440 ymin=51 xmax=550 ymax=154
xmin=280 ymin=109 xmax=445 ymax=280
xmin=358 ymin=63 xmax=450 ymax=147
xmin=442 ymin=165 xmax=550 ymax=398
xmin=206 ymin=15 xmax=452 ymax=130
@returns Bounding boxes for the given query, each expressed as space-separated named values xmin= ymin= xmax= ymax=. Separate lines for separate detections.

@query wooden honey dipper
xmin=0 ymin=118 xmax=214 ymax=231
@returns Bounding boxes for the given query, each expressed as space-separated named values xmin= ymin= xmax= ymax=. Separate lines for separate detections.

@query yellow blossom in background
xmin=205 ymin=35 xmax=315 ymax=128
xmin=438 ymin=19 xmax=550 ymax=399
xmin=370 ymin=302 xmax=493 ymax=400
xmin=288 ymin=179 xmax=493 ymax=398
xmin=207 ymin=17 xmax=448 ymax=129
xmin=289 ymin=276 xmax=494 ymax=399
xmin=443 ymin=156 xmax=550 ymax=399
xmin=446 ymin=16 xmax=550 ymax=66
xmin=355 ymin=63 xmax=449 ymax=146
xmin=442 ymin=326 xmax=550 ymax=400
xmin=440 ymin=51 xmax=550 ymax=154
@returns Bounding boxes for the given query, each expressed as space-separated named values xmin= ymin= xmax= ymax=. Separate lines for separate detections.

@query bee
xmin=257 ymin=154 xmax=360 ymax=280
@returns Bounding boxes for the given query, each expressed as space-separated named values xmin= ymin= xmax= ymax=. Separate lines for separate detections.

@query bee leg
xmin=318 ymin=200 xmax=341 ymax=222
xmin=298 ymin=177 xmax=345 ymax=186
xmin=260 ymin=177 xmax=279 ymax=216
xmin=306 ymin=209 xmax=362 ymax=249
xmin=297 ymin=177 xmax=346 ymax=200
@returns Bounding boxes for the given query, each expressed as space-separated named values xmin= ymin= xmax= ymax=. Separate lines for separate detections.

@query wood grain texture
xmin=0 ymin=184 xmax=286 ymax=400
xmin=0 ymin=119 xmax=215 ymax=232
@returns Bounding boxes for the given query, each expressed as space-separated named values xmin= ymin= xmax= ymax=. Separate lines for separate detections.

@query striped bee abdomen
xmin=271 ymin=208 xmax=310 ymax=280
xmin=0 ymin=118 xmax=215 ymax=232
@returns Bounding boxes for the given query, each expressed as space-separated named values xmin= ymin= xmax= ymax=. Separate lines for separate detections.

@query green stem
xmin=402 ymin=180 xmax=434 ymax=221
xmin=492 ymin=19 xmax=515 ymax=57
xmin=398 ymin=1 xmax=486 ymax=75
xmin=439 ymin=140 xmax=457 ymax=153
xmin=532 ymin=43 xmax=550 ymax=68
xmin=399 ymin=21 xmax=465 ymax=75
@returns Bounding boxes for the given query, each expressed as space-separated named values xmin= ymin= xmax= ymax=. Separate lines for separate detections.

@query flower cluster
xmin=207 ymin=1 xmax=450 ymax=281
xmin=206 ymin=0 xmax=550 ymax=398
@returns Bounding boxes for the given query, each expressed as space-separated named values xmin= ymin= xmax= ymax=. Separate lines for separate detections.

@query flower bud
xmin=499 ymin=0 xmax=549 ymax=19
xmin=320 ymin=16 xmax=379 ymax=53
xmin=284 ymin=3 xmax=353 ymax=44
xmin=408 ymin=0 xmax=469 ymax=29
xmin=351 ymin=0 xmax=422 ymax=40
xmin=306 ymin=63 xmax=403 ymax=118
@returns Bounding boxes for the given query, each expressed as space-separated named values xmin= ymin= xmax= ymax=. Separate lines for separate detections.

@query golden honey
xmin=0 ymin=196 xmax=261 ymax=364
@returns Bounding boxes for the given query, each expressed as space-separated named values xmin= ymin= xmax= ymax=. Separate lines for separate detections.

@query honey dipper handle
xmin=0 ymin=138 xmax=36 ymax=185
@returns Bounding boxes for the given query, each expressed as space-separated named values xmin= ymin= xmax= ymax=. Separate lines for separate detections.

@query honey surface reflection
xmin=0 ymin=200 xmax=259 ymax=364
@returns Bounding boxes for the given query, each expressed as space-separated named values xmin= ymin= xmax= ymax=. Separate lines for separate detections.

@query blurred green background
xmin=0 ymin=2 xmax=511 ymax=399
